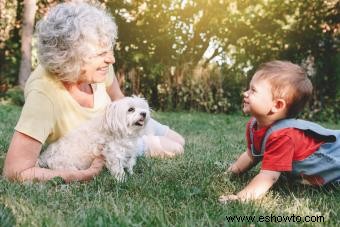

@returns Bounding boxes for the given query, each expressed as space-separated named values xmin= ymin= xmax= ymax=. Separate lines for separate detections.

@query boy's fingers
xmin=219 ymin=194 xmax=239 ymax=203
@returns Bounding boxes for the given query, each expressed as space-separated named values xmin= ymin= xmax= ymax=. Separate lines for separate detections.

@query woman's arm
xmin=219 ymin=170 xmax=281 ymax=202
xmin=228 ymin=151 xmax=256 ymax=174
xmin=3 ymin=131 xmax=105 ymax=183
xmin=106 ymin=75 xmax=124 ymax=101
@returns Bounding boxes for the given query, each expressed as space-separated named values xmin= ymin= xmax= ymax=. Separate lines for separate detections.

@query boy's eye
xmin=249 ymin=86 xmax=256 ymax=92
xmin=128 ymin=107 xmax=135 ymax=112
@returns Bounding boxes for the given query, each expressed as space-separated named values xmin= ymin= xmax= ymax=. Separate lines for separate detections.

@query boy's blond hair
xmin=253 ymin=60 xmax=313 ymax=118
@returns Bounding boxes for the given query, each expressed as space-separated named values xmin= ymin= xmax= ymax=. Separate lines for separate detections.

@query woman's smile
xmin=97 ymin=66 xmax=109 ymax=73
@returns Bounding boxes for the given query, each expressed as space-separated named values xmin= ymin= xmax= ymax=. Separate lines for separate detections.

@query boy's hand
xmin=223 ymin=164 xmax=240 ymax=181
xmin=226 ymin=151 xmax=255 ymax=175
xmin=226 ymin=163 xmax=241 ymax=175
xmin=219 ymin=194 xmax=240 ymax=203
xmin=220 ymin=170 xmax=281 ymax=204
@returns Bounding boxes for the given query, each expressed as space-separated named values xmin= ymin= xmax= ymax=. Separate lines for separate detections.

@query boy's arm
xmin=219 ymin=170 xmax=281 ymax=202
xmin=228 ymin=151 xmax=256 ymax=174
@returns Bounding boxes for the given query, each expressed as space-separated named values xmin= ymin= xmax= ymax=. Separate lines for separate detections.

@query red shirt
xmin=246 ymin=118 xmax=324 ymax=172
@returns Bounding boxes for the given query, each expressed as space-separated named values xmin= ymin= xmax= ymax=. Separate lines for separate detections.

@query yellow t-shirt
xmin=15 ymin=64 xmax=114 ymax=144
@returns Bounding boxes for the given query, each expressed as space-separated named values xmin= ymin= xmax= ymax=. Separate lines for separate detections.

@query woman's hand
xmin=85 ymin=155 xmax=105 ymax=178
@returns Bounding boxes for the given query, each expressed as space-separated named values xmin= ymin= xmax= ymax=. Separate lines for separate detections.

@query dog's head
xmin=104 ymin=96 xmax=150 ymax=138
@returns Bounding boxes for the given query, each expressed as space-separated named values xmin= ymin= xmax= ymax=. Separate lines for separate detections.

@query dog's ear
xmin=103 ymin=103 xmax=115 ymax=133
xmin=104 ymin=101 xmax=128 ymax=138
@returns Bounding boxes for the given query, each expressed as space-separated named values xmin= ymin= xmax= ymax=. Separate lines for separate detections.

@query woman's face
xmin=79 ymin=45 xmax=115 ymax=84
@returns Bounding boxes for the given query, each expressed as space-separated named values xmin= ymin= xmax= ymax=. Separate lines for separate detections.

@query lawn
xmin=0 ymin=104 xmax=339 ymax=226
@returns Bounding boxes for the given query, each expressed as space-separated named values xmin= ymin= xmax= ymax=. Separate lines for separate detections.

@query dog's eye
xmin=128 ymin=107 xmax=135 ymax=112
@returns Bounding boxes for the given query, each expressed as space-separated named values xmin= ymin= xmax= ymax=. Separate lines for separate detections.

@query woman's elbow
xmin=2 ymin=162 xmax=29 ymax=182
xmin=2 ymin=166 xmax=20 ymax=181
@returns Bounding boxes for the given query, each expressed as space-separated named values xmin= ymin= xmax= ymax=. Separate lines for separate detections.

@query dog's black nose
xmin=140 ymin=112 xmax=146 ymax=118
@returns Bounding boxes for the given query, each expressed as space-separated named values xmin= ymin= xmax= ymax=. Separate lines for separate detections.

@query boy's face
xmin=242 ymin=77 xmax=275 ymax=117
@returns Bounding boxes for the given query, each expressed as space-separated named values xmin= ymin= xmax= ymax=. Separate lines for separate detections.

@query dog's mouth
xmin=134 ymin=117 xmax=145 ymax=126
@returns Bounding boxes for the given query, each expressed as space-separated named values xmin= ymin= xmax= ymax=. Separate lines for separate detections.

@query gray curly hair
xmin=35 ymin=2 xmax=118 ymax=82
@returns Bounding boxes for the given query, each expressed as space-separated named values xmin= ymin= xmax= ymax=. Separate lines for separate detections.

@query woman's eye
xmin=128 ymin=107 xmax=135 ymax=112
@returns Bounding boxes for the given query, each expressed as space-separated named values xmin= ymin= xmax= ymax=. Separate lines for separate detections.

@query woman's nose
xmin=105 ymin=53 xmax=115 ymax=64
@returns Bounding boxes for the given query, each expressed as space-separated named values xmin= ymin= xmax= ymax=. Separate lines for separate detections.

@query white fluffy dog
xmin=38 ymin=96 xmax=150 ymax=181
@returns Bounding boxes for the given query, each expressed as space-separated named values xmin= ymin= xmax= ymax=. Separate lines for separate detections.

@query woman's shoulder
xmin=25 ymin=65 xmax=64 ymax=96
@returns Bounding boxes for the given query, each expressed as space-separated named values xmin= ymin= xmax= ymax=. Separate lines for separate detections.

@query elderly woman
xmin=3 ymin=2 xmax=184 ymax=183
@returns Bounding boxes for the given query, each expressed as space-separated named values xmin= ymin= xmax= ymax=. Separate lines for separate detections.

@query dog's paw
xmin=113 ymin=171 xmax=126 ymax=182
xmin=127 ymin=167 xmax=134 ymax=175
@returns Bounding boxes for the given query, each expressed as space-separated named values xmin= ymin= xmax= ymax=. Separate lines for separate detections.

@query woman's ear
xmin=271 ymin=98 xmax=287 ymax=113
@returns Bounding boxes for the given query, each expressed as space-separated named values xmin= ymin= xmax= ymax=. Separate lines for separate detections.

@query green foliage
xmin=0 ymin=1 xmax=22 ymax=88
xmin=1 ymin=106 xmax=340 ymax=226
xmin=157 ymin=64 xmax=232 ymax=113
xmin=108 ymin=0 xmax=339 ymax=120
xmin=301 ymin=96 xmax=340 ymax=123
xmin=2 ymin=86 xmax=25 ymax=106
xmin=1 ymin=0 xmax=339 ymax=121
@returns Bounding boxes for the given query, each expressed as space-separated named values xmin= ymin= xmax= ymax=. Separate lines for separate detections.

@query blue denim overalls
xmin=249 ymin=118 xmax=340 ymax=185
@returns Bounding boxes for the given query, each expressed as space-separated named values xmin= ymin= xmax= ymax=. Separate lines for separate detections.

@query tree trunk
xmin=18 ymin=0 xmax=36 ymax=89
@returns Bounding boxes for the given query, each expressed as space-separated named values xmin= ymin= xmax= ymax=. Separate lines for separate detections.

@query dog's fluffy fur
xmin=38 ymin=96 xmax=150 ymax=181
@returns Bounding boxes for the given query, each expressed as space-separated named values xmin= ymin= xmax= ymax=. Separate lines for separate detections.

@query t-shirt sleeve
xmin=261 ymin=134 xmax=294 ymax=171
xmin=15 ymin=90 xmax=55 ymax=144
xmin=105 ymin=64 xmax=115 ymax=88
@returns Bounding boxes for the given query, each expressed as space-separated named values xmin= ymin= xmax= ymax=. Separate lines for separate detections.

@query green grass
xmin=0 ymin=104 xmax=339 ymax=226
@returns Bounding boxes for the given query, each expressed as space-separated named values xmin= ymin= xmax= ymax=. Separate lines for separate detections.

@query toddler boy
xmin=219 ymin=60 xmax=340 ymax=202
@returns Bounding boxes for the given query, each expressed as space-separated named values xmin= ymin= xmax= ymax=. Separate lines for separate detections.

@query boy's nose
xmin=243 ymin=91 xmax=249 ymax=97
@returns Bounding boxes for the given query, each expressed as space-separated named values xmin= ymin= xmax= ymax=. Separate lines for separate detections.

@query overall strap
xmin=256 ymin=118 xmax=338 ymax=156
xmin=249 ymin=118 xmax=262 ymax=157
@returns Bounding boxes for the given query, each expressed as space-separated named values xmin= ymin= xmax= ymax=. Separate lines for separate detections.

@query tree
xmin=18 ymin=0 xmax=36 ymax=88
xmin=1 ymin=0 xmax=338 ymax=117
xmin=106 ymin=0 xmax=338 ymax=114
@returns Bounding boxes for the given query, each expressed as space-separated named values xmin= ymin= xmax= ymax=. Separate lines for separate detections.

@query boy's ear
xmin=271 ymin=98 xmax=286 ymax=113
